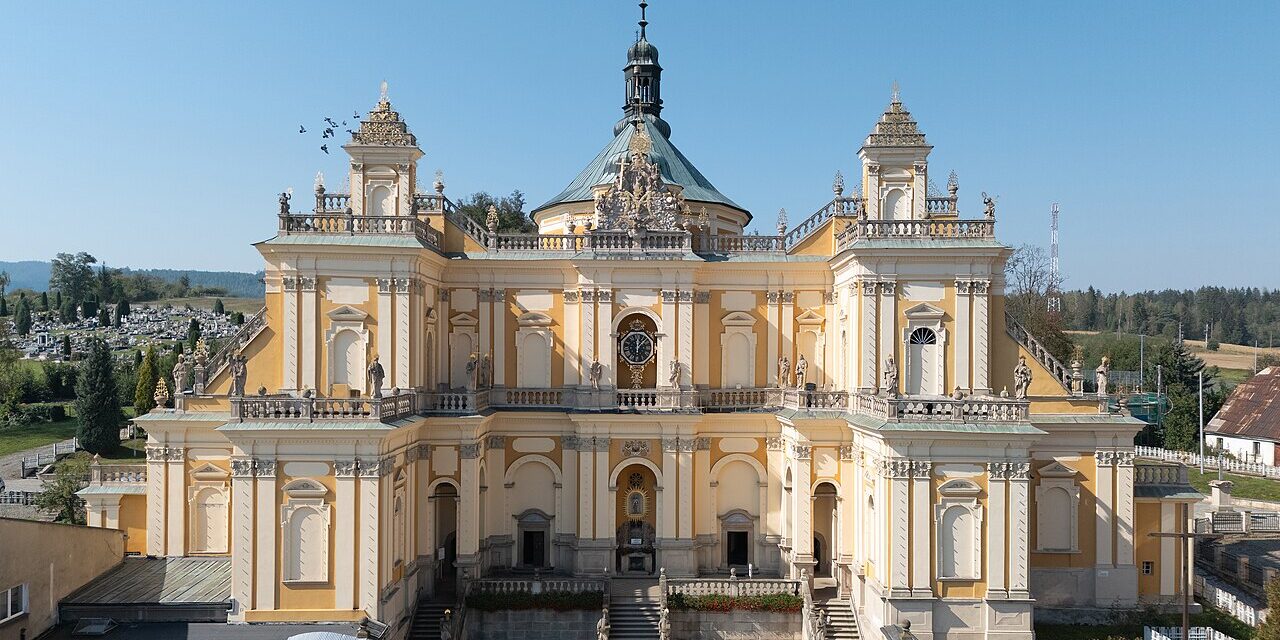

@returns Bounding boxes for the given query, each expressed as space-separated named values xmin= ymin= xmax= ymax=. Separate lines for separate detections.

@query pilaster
xmin=860 ymin=281 xmax=878 ymax=392
xmin=1008 ymin=462 xmax=1031 ymax=598
xmin=677 ymin=290 xmax=693 ymax=388
xmin=659 ymin=290 xmax=677 ymax=388
xmin=972 ymin=280 xmax=991 ymax=394
xmin=563 ymin=290 xmax=581 ymax=386
xmin=145 ymin=446 xmax=167 ymax=557
xmin=694 ymin=291 xmax=710 ymax=387
xmin=597 ymin=290 xmax=615 ymax=387
xmin=478 ymin=288 xmax=493 ymax=372
xmin=165 ymin=447 xmax=186 ymax=556
xmin=254 ymin=458 xmax=277 ymax=611
xmin=694 ymin=438 xmax=712 ymax=538
xmin=492 ymin=289 xmax=507 ymax=387
xmin=909 ymin=460 xmax=932 ymax=596
xmin=886 ymin=458 xmax=911 ymax=595
xmin=580 ymin=290 xmax=596 ymax=386
xmin=1096 ymin=451 xmax=1116 ymax=566
xmin=781 ymin=292 xmax=795 ymax=381
xmin=661 ymin=438 xmax=679 ymax=537
xmin=230 ymin=457 xmax=255 ymax=617
xmin=358 ymin=458 xmax=381 ymax=615
xmin=376 ymin=279 xmax=394 ymax=382
xmin=879 ymin=283 xmax=897 ymax=394
xmin=395 ymin=278 xmax=411 ymax=388
xmin=335 ymin=459 xmax=358 ymax=611
xmin=954 ymin=280 xmax=971 ymax=391
xmin=573 ymin=436 xmax=594 ymax=538
xmin=593 ymin=439 xmax=611 ymax=538
xmin=282 ymin=276 xmax=299 ymax=390
xmin=767 ymin=292 xmax=780 ymax=386
xmin=678 ymin=438 xmax=696 ymax=538
xmin=437 ymin=288 xmax=450 ymax=381
xmin=1116 ymin=451 xmax=1136 ymax=565
xmin=301 ymin=276 xmax=317 ymax=391
xmin=985 ymin=462 xmax=1008 ymax=598
xmin=791 ymin=444 xmax=814 ymax=577
xmin=911 ymin=161 xmax=928 ymax=219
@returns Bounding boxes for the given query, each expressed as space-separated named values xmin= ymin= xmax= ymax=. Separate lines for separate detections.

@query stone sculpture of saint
xmin=668 ymin=360 xmax=680 ymax=388
xmin=279 ymin=191 xmax=291 ymax=214
xmin=778 ymin=356 xmax=791 ymax=388
xmin=230 ymin=353 xmax=248 ymax=397
xmin=1096 ymin=355 xmax=1111 ymax=397
xmin=882 ymin=356 xmax=899 ymax=397
xmin=172 ymin=354 xmax=189 ymax=393
xmin=982 ymin=192 xmax=996 ymax=219
xmin=596 ymin=611 xmax=609 ymax=640
xmin=368 ymin=356 xmax=385 ymax=398
xmin=479 ymin=354 xmax=492 ymax=388
xmin=465 ymin=353 xmax=478 ymax=390
xmin=795 ymin=354 xmax=808 ymax=389
xmin=589 ymin=360 xmax=603 ymax=390
xmin=1013 ymin=356 xmax=1033 ymax=400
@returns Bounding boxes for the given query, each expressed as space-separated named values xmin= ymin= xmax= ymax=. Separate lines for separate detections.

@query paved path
xmin=0 ymin=437 xmax=76 ymax=483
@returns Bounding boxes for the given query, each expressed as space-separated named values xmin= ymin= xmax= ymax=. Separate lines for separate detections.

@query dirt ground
xmin=1184 ymin=339 xmax=1280 ymax=371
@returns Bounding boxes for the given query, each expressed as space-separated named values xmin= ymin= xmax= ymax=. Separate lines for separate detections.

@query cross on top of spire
xmin=891 ymin=80 xmax=900 ymax=103
xmin=639 ymin=1 xmax=649 ymax=40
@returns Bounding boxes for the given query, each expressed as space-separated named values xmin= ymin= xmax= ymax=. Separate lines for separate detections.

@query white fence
xmin=1136 ymin=445 xmax=1280 ymax=479
xmin=1195 ymin=574 xmax=1267 ymax=628
xmin=0 ymin=491 xmax=38 ymax=506
xmin=1144 ymin=626 xmax=1238 ymax=640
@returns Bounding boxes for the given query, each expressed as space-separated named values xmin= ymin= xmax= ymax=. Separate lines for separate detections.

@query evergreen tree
xmin=212 ymin=298 xmax=225 ymax=315
xmin=61 ymin=334 xmax=72 ymax=357
xmin=134 ymin=345 xmax=159 ymax=414
xmin=81 ymin=298 xmax=98 ymax=320
xmin=97 ymin=305 xmax=109 ymax=327
xmin=39 ymin=291 xmax=49 ymax=312
xmin=133 ymin=349 xmax=143 ymax=367
xmin=0 ymin=296 xmax=7 ymax=317
xmin=118 ymin=297 xmax=130 ymax=316
xmin=34 ymin=457 xmax=88 ymax=524
xmin=1260 ymin=578 xmax=1280 ymax=640
xmin=14 ymin=297 xmax=33 ymax=336
xmin=74 ymin=338 xmax=123 ymax=454
xmin=186 ymin=318 xmax=202 ymax=352
xmin=112 ymin=302 xmax=123 ymax=328
xmin=55 ymin=290 xmax=62 ymax=310
xmin=231 ymin=311 xmax=245 ymax=325
xmin=174 ymin=341 xmax=183 ymax=355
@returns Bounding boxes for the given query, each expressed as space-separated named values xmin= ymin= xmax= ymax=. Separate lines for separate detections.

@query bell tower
xmin=615 ymin=2 xmax=671 ymax=138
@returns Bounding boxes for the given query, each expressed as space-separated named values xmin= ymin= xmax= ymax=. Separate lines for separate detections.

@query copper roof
xmin=1207 ymin=366 xmax=1280 ymax=441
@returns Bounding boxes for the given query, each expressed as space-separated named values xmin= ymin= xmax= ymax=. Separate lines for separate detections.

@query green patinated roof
xmin=1031 ymin=414 xmax=1148 ymax=425
xmin=134 ymin=411 xmax=231 ymax=423
xmin=256 ymin=235 xmax=429 ymax=249
xmin=844 ymin=412 xmax=1046 ymax=435
xmin=77 ymin=485 xmax=147 ymax=496
xmin=216 ymin=420 xmax=408 ymax=432
xmin=534 ymin=119 xmax=744 ymax=215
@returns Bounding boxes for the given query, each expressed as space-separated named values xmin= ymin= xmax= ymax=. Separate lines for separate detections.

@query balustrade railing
xmin=1135 ymin=462 xmax=1190 ymax=486
xmin=1135 ymin=445 xmax=1280 ymax=479
xmin=780 ymin=389 xmax=849 ymax=410
xmin=702 ymin=388 xmax=773 ymax=411
xmin=1004 ymin=312 xmax=1073 ymax=390
xmin=90 ymin=464 xmax=147 ymax=484
xmin=665 ymin=577 xmax=802 ymax=598
xmin=206 ymin=306 xmax=268 ymax=382
xmin=278 ymin=213 xmax=441 ymax=247
xmin=783 ymin=197 xmax=861 ymax=250
xmin=314 ymin=192 xmax=351 ymax=213
xmin=490 ymin=388 xmax=570 ymax=408
xmin=696 ymin=234 xmax=785 ymax=253
xmin=837 ymin=218 xmax=994 ymax=249
xmin=230 ymin=392 xmax=415 ymax=423
xmin=470 ymin=578 xmax=606 ymax=595
xmin=419 ymin=389 xmax=491 ymax=414
xmin=852 ymin=393 xmax=1029 ymax=422
xmin=925 ymin=196 xmax=959 ymax=215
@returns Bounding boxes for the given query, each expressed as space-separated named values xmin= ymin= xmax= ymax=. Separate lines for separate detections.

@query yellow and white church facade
xmin=79 ymin=17 xmax=1201 ymax=640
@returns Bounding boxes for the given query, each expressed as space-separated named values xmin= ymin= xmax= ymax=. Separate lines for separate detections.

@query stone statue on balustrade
xmin=279 ymin=191 xmax=291 ymax=214
xmin=1013 ymin=355 xmax=1032 ymax=400
xmin=230 ymin=353 xmax=248 ymax=397
xmin=982 ymin=192 xmax=996 ymax=219
xmin=882 ymin=356 xmax=899 ymax=397
xmin=1096 ymin=355 xmax=1111 ymax=397
xmin=367 ymin=355 xmax=385 ymax=398
xmin=795 ymin=354 xmax=808 ymax=388
xmin=668 ymin=360 xmax=681 ymax=388
xmin=777 ymin=356 xmax=790 ymax=388
xmin=172 ymin=354 xmax=189 ymax=393
xmin=479 ymin=353 xmax=492 ymax=388
xmin=589 ymin=360 xmax=604 ymax=390
xmin=465 ymin=353 xmax=479 ymax=390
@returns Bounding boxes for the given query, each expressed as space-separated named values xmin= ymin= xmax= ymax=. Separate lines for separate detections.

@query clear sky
xmin=1 ymin=1 xmax=1277 ymax=292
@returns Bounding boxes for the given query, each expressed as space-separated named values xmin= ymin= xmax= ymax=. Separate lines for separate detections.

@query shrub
xmin=666 ymin=592 xmax=803 ymax=613
xmin=465 ymin=590 xmax=604 ymax=612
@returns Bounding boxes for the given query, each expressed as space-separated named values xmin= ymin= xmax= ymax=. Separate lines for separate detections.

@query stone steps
xmin=817 ymin=598 xmax=861 ymax=640
xmin=609 ymin=599 xmax=661 ymax=639
xmin=408 ymin=602 xmax=450 ymax=640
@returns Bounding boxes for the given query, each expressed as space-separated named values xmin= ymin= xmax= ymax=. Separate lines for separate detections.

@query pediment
xmin=282 ymin=478 xmax=328 ymax=498
xmin=1038 ymin=461 xmax=1079 ymax=479
xmin=904 ymin=302 xmax=946 ymax=320
xmin=796 ymin=309 xmax=825 ymax=326
xmin=721 ymin=311 xmax=756 ymax=327
xmin=450 ymin=312 xmax=478 ymax=327
xmin=938 ymin=478 xmax=982 ymax=497
xmin=517 ymin=311 xmax=554 ymax=327
xmin=327 ymin=305 xmax=370 ymax=322
xmin=190 ymin=463 xmax=230 ymax=482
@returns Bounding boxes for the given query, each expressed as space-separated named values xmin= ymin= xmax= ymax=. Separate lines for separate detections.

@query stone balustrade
xmin=278 ymin=213 xmax=441 ymax=247
xmin=782 ymin=197 xmax=861 ymax=250
xmin=837 ymin=218 xmax=994 ymax=248
xmin=925 ymin=195 xmax=959 ymax=215
xmin=90 ymin=464 xmax=147 ymax=484
xmin=470 ymin=578 xmax=606 ymax=595
xmin=1004 ymin=312 xmax=1073 ymax=390
xmin=229 ymin=391 xmax=416 ymax=423
xmin=665 ymin=577 xmax=801 ymax=598
xmin=696 ymin=234 xmax=785 ymax=253
xmin=852 ymin=392 xmax=1029 ymax=422
xmin=702 ymin=388 xmax=774 ymax=411
xmin=314 ymin=192 xmax=351 ymax=213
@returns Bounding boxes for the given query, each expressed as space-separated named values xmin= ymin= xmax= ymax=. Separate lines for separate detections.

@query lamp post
xmin=1150 ymin=526 xmax=1221 ymax=640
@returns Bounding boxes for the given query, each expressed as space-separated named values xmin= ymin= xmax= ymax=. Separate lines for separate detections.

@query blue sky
xmin=1 ymin=1 xmax=1276 ymax=291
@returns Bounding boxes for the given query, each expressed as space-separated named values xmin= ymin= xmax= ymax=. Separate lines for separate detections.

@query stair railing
xmin=658 ymin=567 xmax=671 ymax=640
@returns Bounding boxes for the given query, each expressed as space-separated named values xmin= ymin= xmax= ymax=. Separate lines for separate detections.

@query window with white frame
xmin=1 ymin=583 xmax=27 ymax=624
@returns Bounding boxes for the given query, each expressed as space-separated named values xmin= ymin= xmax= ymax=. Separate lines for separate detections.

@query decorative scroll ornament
xmin=351 ymin=82 xmax=418 ymax=147
xmin=593 ymin=122 xmax=689 ymax=231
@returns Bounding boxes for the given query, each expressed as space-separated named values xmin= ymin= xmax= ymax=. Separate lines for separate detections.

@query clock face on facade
xmin=620 ymin=330 xmax=654 ymax=366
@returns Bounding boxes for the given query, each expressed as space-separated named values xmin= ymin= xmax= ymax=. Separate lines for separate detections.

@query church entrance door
xmin=522 ymin=530 xmax=546 ymax=568
xmin=727 ymin=531 xmax=749 ymax=566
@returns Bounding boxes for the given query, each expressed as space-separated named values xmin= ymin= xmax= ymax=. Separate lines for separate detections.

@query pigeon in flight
xmin=322 ymin=127 xmax=334 ymax=139
xmin=353 ymin=111 xmax=360 ymax=119
xmin=299 ymin=125 xmax=306 ymax=134
xmin=320 ymin=145 xmax=329 ymax=154
xmin=346 ymin=129 xmax=356 ymax=136
xmin=324 ymin=117 xmax=338 ymax=128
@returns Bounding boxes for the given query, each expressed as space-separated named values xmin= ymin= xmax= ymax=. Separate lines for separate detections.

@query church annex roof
xmin=534 ymin=118 xmax=744 ymax=215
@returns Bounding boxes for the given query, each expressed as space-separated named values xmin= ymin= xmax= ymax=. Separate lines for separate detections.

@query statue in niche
xmin=777 ymin=356 xmax=790 ymax=388
xmin=589 ymin=360 xmax=604 ymax=390
xmin=1013 ymin=355 xmax=1033 ymax=400
xmin=795 ymin=354 xmax=808 ymax=389
xmin=367 ymin=355 xmax=385 ymax=398
xmin=1096 ymin=355 xmax=1111 ymax=397
xmin=230 ymin=353 xmax=248 ymax=397
xmin=882 ymin=356 xmax=899 ymax=397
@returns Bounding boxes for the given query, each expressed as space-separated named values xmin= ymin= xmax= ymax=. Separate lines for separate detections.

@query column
xmin=691 ymin=293 xmax=711 ymax=386
xmin=165 ymin=447 xmax=186 ymax=556
xmin=594 ymin=440 xmax=611 ymax=539
xmin=575 ymin=437 xmax=594 ymax=538
xmin=478 ymin=289 xmax=492 ymax=366
xmin=437 ymin=289 xmax=450 ymax=381
xmin=767 ymin=292 xmax=780 ymax=386
xmin=580 ymin=290 xmax=596 ymax=386
xmin=973 ymin=281 xmax=991 ymax=394
xmin=1008 ymin=462 xmax=1031 ymax=598
xmin=146 ymin=446 xmax=167 ymax=556
xmin=694 ymin=439 xmax=712 ymax=539
xmin=986 ymin=462 xmax=1008 ymax=598
xmin=910 ymin=461 xmax=932 ymax=596
xmin=911 ymin=162 xmax=928 ymax=219
xmin=660 ymin=438 xmax=679 ymax=539
xmin=335 ymin=459 xmax=358 ymax=611
xmin=395 ymin=279 xmax=411 ymax=389
xmin=255 ymin=458 xmax=277 ymax=611
xmin=564 ymin=290 xmax=581 ymax=386
xmin=888 ymin=458 xmax=910 ymax=594
xmin=860 ymin=282 xmax=878 ymax=392
xmin=866 ymin=164 xmax=882 ymax=219
xmin=678 ymin=291 xmax=693 ymax=388
xmin=301 ymin=277 xmax=317 ymax=391
xmin=1096 ymin=452 xmax=1116 ymax=567
xmin=282 ymin=277 xmax=299 ymax=390
xmin=358 ymin=458 xmax=382 ymax=614
xmin=231 ymin=458 xmax=256 ymax=615
xmin=792 ymin=445 xmax=814 ymax=576
xmin=596 ymin=290 xmax=615 ymax=387
xmin=659 ymin=290 xmax=677 ymax=387
xmin=879 ymin=283 xmax=897 ymax=394
xmin=954 ymin=280 xmax=971 ymax=392
xmin=377 ymin=279 xmax=393 ymax=375
xmin=492 ymin=290 xmax=507 ymax=387
xmin=1116 ymin=452 xmax=1136 ymax=566
xmin=781 ymin=292 xmax=795 ymax=383
xmin=678 ymin=439 xmax=695 ymax=538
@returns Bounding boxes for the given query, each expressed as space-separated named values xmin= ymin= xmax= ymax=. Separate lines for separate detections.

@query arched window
xmin=909 ymin=327 xmax=937 ymax=345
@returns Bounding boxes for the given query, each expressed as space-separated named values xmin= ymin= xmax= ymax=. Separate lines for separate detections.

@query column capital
xmin=254 ymin=458 xmax=277 ymax=477
xmin=693 ymin=291 xmax=711 ymax=304
xmin=563 ymin=290 xmax=581 ymax=304
xmin=335 ymin=459 xmax=360 ymax=477
xmin=486 ymin=435 xmax=506 ymax=450
xmin=460 ymin=442 xmax=482 ymax=459
xmin=231 ymin=457 xmax=256 ymax=477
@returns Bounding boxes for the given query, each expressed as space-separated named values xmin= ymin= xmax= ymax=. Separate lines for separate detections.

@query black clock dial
xmin=621 ymin=332 xmax=653 ymax=365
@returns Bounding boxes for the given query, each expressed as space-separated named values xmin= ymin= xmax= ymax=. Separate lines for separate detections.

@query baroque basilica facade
xmin=80 ymin=13 xmax=1199 ymax=640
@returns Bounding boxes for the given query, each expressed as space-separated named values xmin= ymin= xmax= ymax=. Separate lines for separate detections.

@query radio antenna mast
xmin=1048 ymin=203 xmax=1062 ymax=313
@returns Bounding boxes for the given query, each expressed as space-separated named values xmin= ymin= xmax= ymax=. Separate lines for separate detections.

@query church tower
xmin=615 ymin=2 xmax=671 ymax=138
xmin=859 ymin=85 xmax=934 ymax=221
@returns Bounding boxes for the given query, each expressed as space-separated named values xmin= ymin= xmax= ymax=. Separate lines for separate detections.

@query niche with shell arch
xmin=280 ymin=478 xmax=332 ymax=584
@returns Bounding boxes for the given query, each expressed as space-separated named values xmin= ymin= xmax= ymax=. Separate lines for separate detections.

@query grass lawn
xmin=151 ymin=296 xmax=262 ymax=314
xmin=1035 ymin=602 xmax=1254 ymax=640
xmin=0 ymin=416 xmax=79 ymax=457
xmin=1214 ymin=367 xmax=1254 ymax=389
xmin=1189 ymin=469 xmax=1280 ymax=502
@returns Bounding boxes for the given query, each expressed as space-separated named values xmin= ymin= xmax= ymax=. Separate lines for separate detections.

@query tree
xmin=456 ymin=190 xmax=533 ymax=232
xmin=97 ymin=305 xmax=110 ymax=327
xmin=0 ymin=270 xmax=8 ymax=298
xmin=1005 ymin=244 xmax=1073 ymax=363
xmin=112 ymin=302 xmax=124 ymax=328
xmin=117 ymin=297 xmax=130 ymax=317
xmin=74 ymin=338 xmax=123 ymax=454
xmin=49 ymin=252 xmax=98 ymax=304
xmin=81 ymin=298 xmax=98 ymax=320
xmin=231 ymin=311 xmax=245 ymax=325
xmin=14 ymin=297 xmax=33 ymax=336
xmin=39 ymin=291 xmax=49 ymax=312
xmin=134 ymin=345 xmax=159 ymax=415
xmin=212 ymin=298 xmax=225 ymax=315
xmin=186 ymin=318 xmax=202 ymax=352
xmin=0 ymin=296 xmax=6 ymax=317
xmin=1259 ymin=579 xmax=1280 ymax=640
xmin=95 ymin=265 xmax=115 ymax=305
xmin=179 ymin=273 xmax=191 ymax=296
xmin=54 ymin=290 xmax=62 ymax=310
xmin=61 ymin=334 xmax=71 ymax=357
xmin=60 ymin=299 xmax=77 ymax=324
xmin=34 ymin=457 xmax=88 ymax=524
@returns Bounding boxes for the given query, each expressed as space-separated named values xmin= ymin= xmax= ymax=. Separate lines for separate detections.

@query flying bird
xmin=341 ymin=120 xmax=347 ymax=126
xmin=346 ymin=129 xmax=356 ymax=136
xmin=322 ymin=127 xmax=334 ymax=139
xmin=353 ymin=111 xmax=360 ymax=119
xmin=298 ymin=125 xmax=306 ymax=134
xmin=320 ymin=145 xmax=329 ymax=154
xmin=324 ymin=117 xmax=338 ymax=128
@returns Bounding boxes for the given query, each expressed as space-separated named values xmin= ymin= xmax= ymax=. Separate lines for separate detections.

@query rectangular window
xmin=1 ymin=583 xmax=27 ymax=624
xmin=1142 ymin=561 xmax=1154 ymax=575
xmin=1254 ymin=442 xmax=1262 ymax=455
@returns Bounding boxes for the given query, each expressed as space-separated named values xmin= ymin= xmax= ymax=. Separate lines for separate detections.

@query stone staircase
xmin=815 ymin=590 xmax=860 ymax=640
xmin=408 ymin=600 xmax=451 ymax=640
xmin=609 ymin=578 xmax=661 ymax=639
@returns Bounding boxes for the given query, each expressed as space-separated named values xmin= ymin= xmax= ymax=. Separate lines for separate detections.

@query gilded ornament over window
xmin=593 ymin=122 xmax=689 ymax=231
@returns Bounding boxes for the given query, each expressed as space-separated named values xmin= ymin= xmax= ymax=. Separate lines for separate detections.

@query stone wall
xmin=669 ymin=610 xmax=801 ymax=639
xmin=467 ymin=609 xmax=601 ymax=640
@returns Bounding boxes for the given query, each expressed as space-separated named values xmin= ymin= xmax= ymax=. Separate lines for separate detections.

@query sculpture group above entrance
xmin=592 ymin=121 xmax=690 ymax=232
